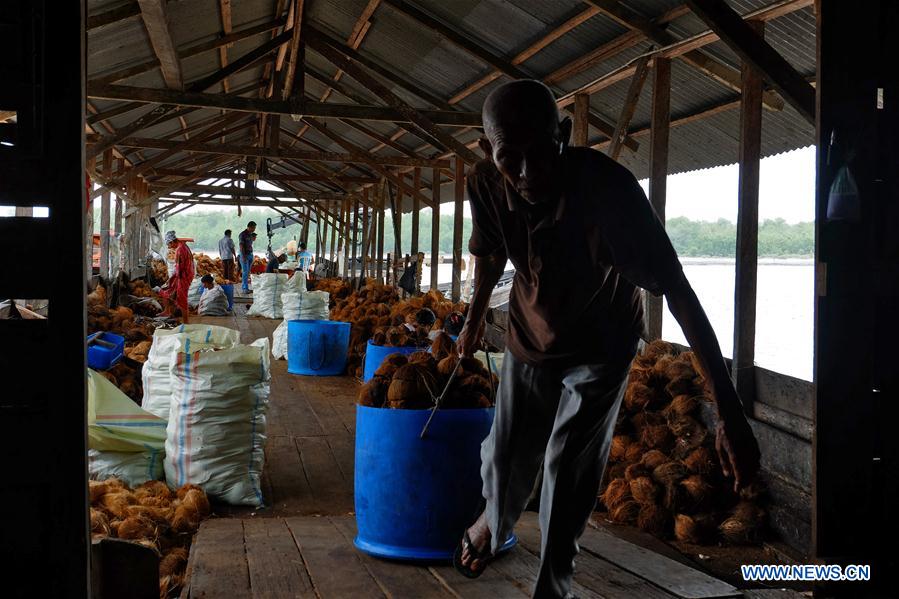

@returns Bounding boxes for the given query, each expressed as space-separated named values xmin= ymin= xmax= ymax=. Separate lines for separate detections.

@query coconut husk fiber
xmin=408 ymin=351 xmax=437 ymax=373
xmin=91 ymin=508 xmax=111 ymax=537
xmin=640 ymin=449 xmax=669 ymax=470
xmin=623 ymin=442 xmax=645 ymax=463
xmin=624 ymin=462 xmax=652 ymax=482
xmin=358 ymin=377 xmax=389 ymax=408
xmin=624 ymin=383 xmax=653 ymax=412
xmin=629 ymin=476 xmax=661 ymax=505
xmin=430 ymin=332 xmax=457 ymax=362
xmin=160 ymin=547 xmax=189 ymax=578
xmin=179 ymin=488 xmax=211 ymax=519
xmin=387 ymin=363 xmax=436 ymax=409
xmin=719 ymin=501 xmax=766 ymax=545
xmin=600 ymin=478 xmax=632 ymax=510
xmin=664 ymin=394 xmax=700 ymax=419
xmin=652 ymin=461 xmax=689 ymax=486
xmin=640 ymin=423 xmax=674 ymax=451
xmin=135 ymin=480 xmax=173 ymax=502
xmin=684 ymin=446 xmax=717 ymax=475
xmin=609 ymin=500 xmax=640 ymax=524
xmin=635 ymin=339 xmax=675 ymax=368
xmin=674 ymin=513 xmax=717 ymax=544
xmin=637 ymin=503 xmax=672 ymax=536
xmin=680 ymin=475 xmax=714 ymax=512
xmin=609 ymin=435 xmax=632 ymax=463
xmin=100 ymin=490 xmax=137 ymax=519
xmin=116 ymin=515 xmax=158 ymax=540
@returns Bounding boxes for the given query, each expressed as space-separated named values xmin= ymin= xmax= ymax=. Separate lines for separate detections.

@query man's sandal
xmin=453 ymin=530 xmax=493 ymax=579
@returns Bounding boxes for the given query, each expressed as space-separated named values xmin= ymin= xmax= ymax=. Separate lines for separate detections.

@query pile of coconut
xmin=358 ymin=333 xmax=497 ymax=409
xmin=90 ymin=479 xmax=212 ymax=598
xmin=598 ymin=340 xmax=766 ymax=546
xmin=311 ymin=277 xmax=353 ymax=307
xmin=195 ymin=253 xmax=238 ymax=285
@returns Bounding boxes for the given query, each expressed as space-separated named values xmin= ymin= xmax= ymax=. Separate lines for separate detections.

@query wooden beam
xmin=572 ymin=93 xmax=590 ymax=146
xmin=646 ymin=57 xmax=671 ymax=341
xmin=609 ymin=56 xmax=650 ymax=160
xmin=431 ymin=168 xmax=441 ymax=290
xmin=305 ymin=25 xmax=454 ymax=112
xmin=282 ymin=0 xmax=305 ymax=102
xmin=217 ymin=0 xmax=233 ymax=93
xmin=685 ymin=0 xmax=815 ymax=122
xmin=150 ymin=169 xmax=377 ymax=184
xmin=376 ymin=182 xmax=385 ymax=281
xmin=731 ymin=21 xmax=764 ymax=409
xmin=351 ymin=195 xmax=360 ymax=281
xmin=307 ymin=35 xmax=480 ymax=164
xmin=451 ymin=157 xmax=464 ymax=302
xmin=87 ymin=2 xmax=140 ymax=30
xmin=90 ymin=18 xmax=286 ymax=86
xmin=89 ymin=29 xmax=293 ymax=158
xmin=411 ymin=168 xmax=421 ymax=256
xmin=86 ymin=83 xmax=482 ymax=127
xmin=100 ymin=149 xmax=113 ymax=278
xmin=137 ymin=0 xmax=183 ymax=90
xmin=105 ymin=136 xmax=452 ymax=168
xmin=583 ymin=0 xmax=784 ymax=111
xmin=158 ymin=184 xmax=351 ymax=199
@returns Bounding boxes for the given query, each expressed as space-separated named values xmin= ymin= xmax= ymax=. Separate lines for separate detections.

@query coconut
xmin=652 ymin=461 xmax=689 ymax=486
xmin=450 ymin=375 xmax=493 ymax=408
xmin=719 ymin=501 xmax=766 ymax=544
xmin=624 ymin=383 xmax=653 ymax=412
xmin=684 ymin=446 xmax=717 ymax=475
xmin=631 ymin=411 xmax=666 ymax=433
xmin=175 ymin=484 xmax=204 ymax=501
xmin=116 ymin=515 xmax=157 ymax=540
xmin=100 ymin=491 xmax=137 ymax=518
xmin=358 ymin=377 xmax=389 ymax=408
xmin=623 ymin=443 xmax=644 ymax=463
xmin=609 ymin=435 xmax=631 ymax=463
xmin=629 ymin=476 xmax=661 ymax=505
xmin=662 ymin=481 xmax=690 ymax=512
xmin=605 ymin=461 xmax=628 ymax=482
xmin=609 ymin=500 xmax=640 ymax=524
xmin=160 ymin=547 xmax=189 ymax=577
xmin=139 ymin=495 xmax=172 ymax=509
xmin=89 ymin=480 xmax=108 ymax=505
xmin=373 ymin=360 xmax=402 ymax=379
xmin=636 ymin=340 xmax=675 ymax=367
xmin=180 ymin=488 xmax=211 ymax=518
xmin=91 ymin=508 xmax=111 ymax=536
xmin=624 ymin=462 xmax=652 ymax=482
xmin=640 ymin=449 xmax=669 ymax=470
xmin=637 ymin=503 xmax=672 ymax=536
xmin=664 ymin=395 xmax=699 ymax=419
xmin=430 ymin=332 xmax=457 ymax=362
xmin=387 ymin=363 xmax=436 ymax=409
xmin=668 ymin=414 xmax=705 ymax=439
xmin=408 ymin=351 xmax=437 ymax=374
xmin=640 ymin=424 xmax=674 ymax=450
xmin=600 ymin=478 xmax=632 ymax=510
xmin=385 ymin=353 xmax=410 ymax=367
xmin=674 ymin=513 xmax=716 ymax=544
xmin=680 ymin=475 xmax=714 ymax=511
xmin=134 ymin=480 xmax=173 ymax=501
xmin=459 ymin=357 xmax=488 ymax=377
xmin=170 ymin=505 xmax=200 ymax=534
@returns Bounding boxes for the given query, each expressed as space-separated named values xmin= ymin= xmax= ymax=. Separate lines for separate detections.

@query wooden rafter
xmin=583 ymin=0 xmax=784 ymax=111
xmin=87 ymin=1 xmax=140 ymax=30
xmin=137 ymin=0 xmax=183 ymax=90
xmin=609 ymin=56 xmax=650 ymax=160
xmin=685 ymin=0 xmax=815 ymax=122
xmin=150 ymin=169 xmax=378 ymax=184
xmin=218 ymin=0 xmax=233 ymax=93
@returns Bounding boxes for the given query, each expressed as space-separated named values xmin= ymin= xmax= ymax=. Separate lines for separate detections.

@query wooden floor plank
xmin=187 ymin=519 xmax=251 ymax=599
xmin=489 ymin=543 xmax=604 ymax=599
xmin=515 ymin=514 xmax=677 ymax=599
xmin=326 ymin=434 xmax=355 ymax=488
xmin=578 ymin=522 xmax=740 ymax=599
xmin=244 ymin=518 xmax=316 ymax=598
xmin=270 ymin=362 xmax=327 ymax=438
xmin=265 ymin=435 xmax=315 ymax=515
xmin=285 ymin=516 xmax=387 ymax=598
xmin=331 ymin=517 xmax=455 ymax=598
xmin=427 ymin=562 xmax=531 ymax=599
xmin=296 ymin=436 xmax=353 ymax=515
xmin=294 ymin=375 xmax=354 ymax=436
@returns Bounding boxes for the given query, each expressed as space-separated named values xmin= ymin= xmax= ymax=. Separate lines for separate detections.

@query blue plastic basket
xmin=287 ymin=320 xmax=351 ymax=376
xmin=87 ymin=331 xmax=125 ymax=370
xmin=362 ymin=340 xmax=421 ymax=382
xmin=354 ymin=405 xmax=516 ymax=561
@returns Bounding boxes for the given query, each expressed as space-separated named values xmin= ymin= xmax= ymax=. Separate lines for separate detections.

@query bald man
xmin=454 ymin=80 xmax=760 ymax=597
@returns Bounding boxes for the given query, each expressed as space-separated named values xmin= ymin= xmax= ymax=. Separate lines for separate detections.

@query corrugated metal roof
xmin=86 ymin=0 xmax=818 ymax=201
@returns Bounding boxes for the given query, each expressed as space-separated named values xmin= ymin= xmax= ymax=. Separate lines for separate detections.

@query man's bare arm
xmin=665 ymin=274 xmax=761 ymax=491
xmin=458 ymin=249 xmax=507 ymax=356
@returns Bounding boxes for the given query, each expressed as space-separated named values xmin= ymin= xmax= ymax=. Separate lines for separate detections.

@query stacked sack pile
xmin=271 ymin=272 xmax=332 ymax=360
xmin=357 ymin=333 xmax=498 ymax=409
xmin=89 ymin=478 xmax=211 ymax=598
xmin=598 ymin=340 xmax=767 ymax=545
xmin=88 ymin=284 xmax=155 ymax=404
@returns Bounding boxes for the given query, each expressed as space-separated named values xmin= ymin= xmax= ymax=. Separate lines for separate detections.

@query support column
xmin=646 ymin=57 xmax=671 ymax=341
xmin=451 ymin=157 xmax=464 ymax=302
xmin=573 ymin=93 xmax=590 ymax=146
xmin=114 ymin=159 xmax=124 ymax=235
xmin=377 ymin=182 xmax=385 ymax=282
xmin=351 ymin=197 xmax=359 ymax=281
xmin=431 ymin=168 xmax=441 ymax=291
xmin=732 ymin=23 xmax=764 ymax=408
xmin=360 ymin=191 xmax=369 ymax=280
xmin=99 ymin=149 xmax=112 ymax=281
xmin=411 ymin=168 xmax=421 ymax=257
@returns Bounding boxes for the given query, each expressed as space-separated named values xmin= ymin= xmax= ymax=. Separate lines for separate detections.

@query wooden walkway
xmin=184 ymin=315 xmax=801 ymax=599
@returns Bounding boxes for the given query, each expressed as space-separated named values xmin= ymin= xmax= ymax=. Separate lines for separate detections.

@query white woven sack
xmin=164 ymin=337 xmax=271 ymax=506
xmin=89 ymin=448 xmax=164 ymax=488
xmin=141 ymin=324 xmax=241 ymax=419
xmin=246 ymin=273 xmax=289 ymax=318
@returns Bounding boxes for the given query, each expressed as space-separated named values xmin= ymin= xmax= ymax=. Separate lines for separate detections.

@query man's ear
xmin=477 ymin=136 xmax=493 ymax=159
xmin=558 ymin=117 xmax=572 ymax=152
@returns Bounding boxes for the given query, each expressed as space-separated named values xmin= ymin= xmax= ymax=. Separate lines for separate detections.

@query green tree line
xmin=132 ymin=208 xmax=813 ymax=259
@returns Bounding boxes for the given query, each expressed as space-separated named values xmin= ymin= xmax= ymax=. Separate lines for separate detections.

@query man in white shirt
xmin=197 ymin=275 xmax=230 ymax=316
xmin=218 ymin=229 xmax=236 ymax=281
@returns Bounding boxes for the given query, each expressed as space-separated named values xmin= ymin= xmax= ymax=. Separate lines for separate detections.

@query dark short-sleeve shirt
xmin=467 ymin=147 xmax=684 ymax=367
xmin=238 ymin=229 xmax=253 ymax=256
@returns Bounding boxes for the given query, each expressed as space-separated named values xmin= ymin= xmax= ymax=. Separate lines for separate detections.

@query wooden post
xmin=411 ymin=167 xmax=421 ymax=257
xmin=573 ymin=93 xmax=590 ymax=146
xmin=99 ymin=149 xmax=113 ymax=281
xmin=351 ymin=197 xmax=359 ymax=281
xmin=732 ymin=22 xmax=764 ymax=409
xmin=430 ymin=167 xmax=441 ymax=290
xmin=329 ymin=204 xmax=337 ymax=273
xmin=114 ymin=159 xmax=124 ymax=235
xmin=377 ymin=181 xmax=385 ymax=282
xmin=646 ymin=57 xmax=671 ymax=341
xmin=393 ymin=182 xmax=403 ymax=283
xmin=319 ymin=207 xmax=328 ymax=270
xmin=360 ymin=191 xmax=369 ymax=279
xmin=451 ymin=157 xmax=464 ymax=302
xmin=344 ymin=199 xmax=352 ymax=279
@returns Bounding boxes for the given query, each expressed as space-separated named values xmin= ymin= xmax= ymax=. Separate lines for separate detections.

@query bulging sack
xmin=164 ymin=337 xmax=271 ymax=506
xmin=89 ymin=448 xmax=164 ymax=488
xmin=142 ymin=323 xmax=241 ymax=419
xmin=247 ymin=273 xmax=289 ymax=318
xmin=271 ymin=291 xmax=330 ymax=359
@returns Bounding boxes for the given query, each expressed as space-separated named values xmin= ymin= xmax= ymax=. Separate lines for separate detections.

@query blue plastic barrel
xmin=287 ymin=320 xmax=351 ymax=376
xmin=354 ymin=406 xmax=516 ymax=560
xmin=220 ymin=284 xmax=234 ymax=311
xmin=362 ymin=339 xmax=421 ymax=382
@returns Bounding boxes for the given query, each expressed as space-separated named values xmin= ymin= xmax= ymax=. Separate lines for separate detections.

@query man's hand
xmin=713 ymin=389 xmax=761 ymax=493
xmin=457 ymin=320 xmax=485 ymax=357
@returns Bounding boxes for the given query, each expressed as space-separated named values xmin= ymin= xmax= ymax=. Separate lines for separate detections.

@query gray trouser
xmin=481 ymin=350 xmax=630 ymax=599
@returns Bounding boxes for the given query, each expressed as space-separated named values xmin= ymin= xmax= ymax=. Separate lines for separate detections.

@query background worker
xmin=197 ymin=274 xmax=229 ymax=316
xmin=297 ymin=242 xmax=314 ymax=280
xmin=158 ymin=230 xmax=195 ymax=324
xmin=454 ymin=80 xmax=760 ymax=598
xmin=265 ymin=250 xmax=287 ymax=273
xmin=238 ymin=221 xmax=256 ymax=294
xmin=218 ymin=229 xmax=236 ymax=282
